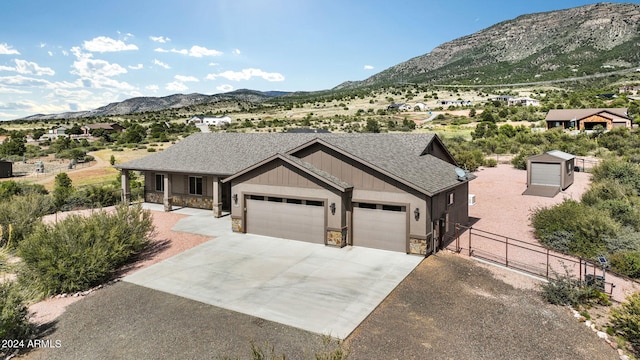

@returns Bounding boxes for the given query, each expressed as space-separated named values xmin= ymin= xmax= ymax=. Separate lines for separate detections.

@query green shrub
xmin=532 ymin=200 xmax=618 ymax=257
xmin=0 ymin=282 xmax=34 ymax=356
xmin=540 ymin=266 xmax=607 ymax=306
xmin=610 ymin=292 xmax=640 ymax=350
xmin=610 ymin=251 xmax=640 ymax=278
xmin=484 ymin=158 xmax=498 ymax=167
xmin=18 ymin=204 xmax=154 ymax=295
xmin=0 ymin=194 xmax=54 ymax=247
xmin=605 ymin=226 xmax=640 ymax=253
xmin=147 ymin=147 xmax=156 ymax=152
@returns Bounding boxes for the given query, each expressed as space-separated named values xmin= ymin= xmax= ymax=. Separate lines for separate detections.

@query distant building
xmin=0 ymin=160 xmax=12 ymax=178
xmin=187 ymin=116 xmax=232 ymax=126
xmin=437 ymin=100 xmax=471 ymax=107
xmin=387 ymin=103 xmax=412 ymax=111
xmin=82 ymin=123 xmax=125 ymax=135
xmin=545 ymin=108 xmax=631 ymax=130
xmin=507 ymin=97 xmax=540 ymax=107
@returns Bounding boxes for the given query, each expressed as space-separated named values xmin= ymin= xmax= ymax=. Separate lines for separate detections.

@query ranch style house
xmin=116 ymin=133 xmax=473 ymax=256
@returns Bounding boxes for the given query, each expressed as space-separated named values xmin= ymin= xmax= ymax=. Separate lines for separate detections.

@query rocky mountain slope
xmin=20 ymin=89 xmax=283 ymax=121
xmin=337 ymin=2 xmax=640 ymax=88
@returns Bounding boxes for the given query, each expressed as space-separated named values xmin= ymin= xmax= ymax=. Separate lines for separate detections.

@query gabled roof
xmin=222 ymin=153 xmax=352 ymax=192
xmin=117 ymin=133 xmax=470 ymax=196
xmin=545 ymin=108 xmax=629 ymax=121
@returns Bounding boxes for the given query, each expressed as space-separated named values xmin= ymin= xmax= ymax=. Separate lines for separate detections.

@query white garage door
xmin=531 ymin=163 xmax=561 ymax=186
xmin=352 ymin=203 xmax=407 ymax=252
xmin=246 ymin=196 xmax=325 ymax=244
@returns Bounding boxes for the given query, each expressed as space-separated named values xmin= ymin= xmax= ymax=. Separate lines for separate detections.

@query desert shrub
xmin=531 ymin=200 xmax=618 ymax=257
xmin=454 ymin=150 xmax=485 ymax=172
xmin=484 ymin=158 xmax=498 ymax=167
xmin=581 ymin=179 xmax=637 ymax=206
xmin=18 ymin=204 xmax=154 ymax=295
xmin=0 ymin=181 xmax=47 ymax=200
xmin=610 ymin=251 xmax=640 ymax=278
xmin=610 ymin=292 xmax=640 ymax=351
xmin=79 ymin=185 xmax=120 ymax=207
xmin=53 ymin=172 xmax=74 ymax=209
xmin=540 ymin=265 xmax=607 ymax=306
xmin=592 ymin=159 xmax=640 ymax=193
xmin=540 ymin=231 xmax=574 ymax=254
xmin=605 ymin=227 xmax=640 ymax=253
xmin=0 ymin=194 xmax=54 ymax=247
xmin=0 ymin=282 xmax=34 ymax=356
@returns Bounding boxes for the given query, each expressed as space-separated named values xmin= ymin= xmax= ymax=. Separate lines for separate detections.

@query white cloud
xmin=39 ymin=43 xmax=46 ymax=48
xmin=206 ymin=68 xmax=284 ymax=82
xmin=83 ymin=36 xmax=138 ymax=52
xmin=146 ymin=84 xmax=159 ymax=91
xmin=208 ymin=62 xmax=219 ymax=66
xmin=216 ymin=84 xmax=234 ymax=92
xmin=70 ymin=47 xmax=133 ymax=90
xmin=48 ymin=51 xmax=53 ymax=56
xmin=188 ymin=45 xmax=223 ymax=57
xmin=174 ymin=75 xmax=198 ymax=82
xmin=0 ymin=86 xmax=31 ymax=94
xmin=165 ymin=81 xmax=188 ymax=91
xmin=150 ymin=36 xmax=171 ymax=43
xmin=156 ymin=45 xmax=223 ymax=57
xmin=14 ymin=59 xmax=55 ymax=76
xmin=363 ymin=65 xmax=374 ymax=70
xmin=153 ymin=59 xmax=171 ymax=69
xmin=128 ymin=64 xmax=143 ymax=70
xmin=0 ymin=43 xmax=19 ymax=55
xmin=232 ymin=49 xmax=241 ymax=55
xmin=0 ymin=74 xmax=51 ymax=87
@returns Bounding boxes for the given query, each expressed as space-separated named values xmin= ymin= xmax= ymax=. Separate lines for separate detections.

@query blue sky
xmin=0 ymin=0 xmax=637 ymax=121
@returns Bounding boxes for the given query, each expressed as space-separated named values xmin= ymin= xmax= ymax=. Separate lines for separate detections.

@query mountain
xmin=19 ymin=89 xmax=287 ymax=121
xmin=336 ymin=2 xmax=640 ymax=89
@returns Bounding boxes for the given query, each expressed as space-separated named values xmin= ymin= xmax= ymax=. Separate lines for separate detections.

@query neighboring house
xmin=413 ymin=102 xmax=427 ymax=111
xmin=491 ymin=95 xmax=514 ymax=102
xmin=387 ymin=103 xmax=412 ymax=111
xmin=116 ymin=133 xmax=474 ymax=256
xmin=187 ymin=115 xmax=232 ymax=126
xmin=545 ymin=108 xmax=631 ymax=130
xmin=619 ymin=86 xmax=640 ymax=95
xmin=507 ymin=97 xmax=540 ymax=107
xmin=82 ymin=123 xmax=125 ymax=135
xmin=523 ymin=150 xmax=575 ymax=198
xmin=0 ymin=160 xmax=12 ymax=178
xmin=437 ymin=100 xmax=471 ymax=107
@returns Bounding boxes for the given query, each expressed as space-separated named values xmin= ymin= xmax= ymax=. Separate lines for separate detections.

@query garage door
xmin=352 ymin=203 xmax=407 ymax=252
xmin=530 ymin=163 xmax=561 ymax=186
xmin=245 ymin=196 xmax=325 ymax=244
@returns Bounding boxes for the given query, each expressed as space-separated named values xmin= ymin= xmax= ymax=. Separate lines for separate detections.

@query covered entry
xmin=245 ymin=195 xmax=325 ymax=244
xmin=352 ymin=202 xmax=407 ymax=252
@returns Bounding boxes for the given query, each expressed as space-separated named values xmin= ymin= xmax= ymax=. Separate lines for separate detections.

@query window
xmin=305 ymin=200 xmax=324 ymax=207
xmin=189 ymin=176 xmax=203 ymax=195
xmin=155 ymin=174 xmax=164 ymax=192
xmin=358 ymin=202 xmax=377 ymax=209
xmin=267 ymin=197 xmax=283 ymax=202
xmin=447 ymin=192 xmax=455 ymax=206
xmin=286 ymin=198 xmax=302 ymax=204
xmin=382 ymin=205 xmax=403 ymax=212
xmin=249 ymin=195 xmax=264 ymax=201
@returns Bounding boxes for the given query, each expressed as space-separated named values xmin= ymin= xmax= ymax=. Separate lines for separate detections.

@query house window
xmin=155 ymin=174 xmax=164 ymax=192
xmin=189 ymin=176 xmax=203 ymax=195
xmin=447 ymin=192 xmax=455 ymax=206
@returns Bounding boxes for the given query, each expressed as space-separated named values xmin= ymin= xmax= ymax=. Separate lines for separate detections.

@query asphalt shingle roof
xmin=117 ymin=132 xmax=468 ymax=196
xmin=545 ymin=108 xmax=629 ymax=121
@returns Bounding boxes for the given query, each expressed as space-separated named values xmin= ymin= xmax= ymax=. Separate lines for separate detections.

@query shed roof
xmin=117 ymin=132 xmax=468 ymax=196
xmin=528 ymin=150 xmax=575 ymax=162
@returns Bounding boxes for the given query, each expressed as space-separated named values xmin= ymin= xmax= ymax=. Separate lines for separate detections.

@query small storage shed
xmin=0 ymin=160 xmax=12 ymax=178
xmin=523 ymin=150 xmax=575 ymax=197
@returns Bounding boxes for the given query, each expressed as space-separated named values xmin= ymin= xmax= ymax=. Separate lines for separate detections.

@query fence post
xmin=546 ymin=248 xmax=550 ymax=278
xmin=468 ymin=227 xmax=472 ymax=257
xmin=505 ymin=237 xmax=509 ymax=268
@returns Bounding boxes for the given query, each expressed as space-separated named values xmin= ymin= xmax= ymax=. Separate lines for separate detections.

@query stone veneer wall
xmin=231 ymin=217 xmax=243 ymax=233
xmin=409 ymin=237 xmax=427 ymax=255
xmin=326 ymin=229 xmax=347 ymax=247
xmin=145 ymin=192 xmax=213 ymax=210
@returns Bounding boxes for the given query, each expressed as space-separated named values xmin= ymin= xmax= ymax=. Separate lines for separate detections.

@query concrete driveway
xmin=125 ymin=204 xmax=422 ymax=339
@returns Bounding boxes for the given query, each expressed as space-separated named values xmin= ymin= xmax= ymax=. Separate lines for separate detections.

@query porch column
xmin=163 ymin=174 xmax=172 ymax=212
xmin=212 ymin=176 xmax=222 ymax=218
xmin=121 ymin=170 xmax=130 ymax=204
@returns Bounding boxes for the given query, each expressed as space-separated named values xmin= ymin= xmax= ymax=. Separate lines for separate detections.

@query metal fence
xmin=444 ymin=224 xmax=639 ymax=302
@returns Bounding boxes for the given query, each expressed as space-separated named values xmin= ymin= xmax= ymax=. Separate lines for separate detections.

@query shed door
xmin=530 ymin=163 xmax=561 ymax=186
xmin=352 ymin=203 xmax=407 ymax=252
xmin=246 ymin=197 xmax=325 ymax=244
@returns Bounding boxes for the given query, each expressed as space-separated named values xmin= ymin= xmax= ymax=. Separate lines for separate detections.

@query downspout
xmin=430 ymin=195 xmax=436 ymax=256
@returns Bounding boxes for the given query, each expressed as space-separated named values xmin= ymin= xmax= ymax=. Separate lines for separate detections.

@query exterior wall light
xmin=330 ymin=202 xmax=336 ymax=215
xmin=233 ymin=194 xmax=238 ymax=205
xmin=414 ymin=207 xmax=420 ymax=221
